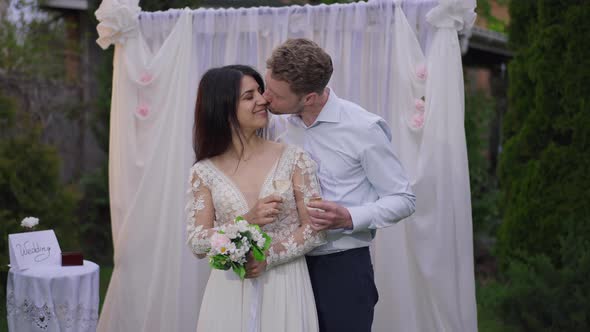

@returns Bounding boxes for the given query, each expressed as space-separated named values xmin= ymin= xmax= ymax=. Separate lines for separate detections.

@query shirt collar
xmin=288 ymin=88 xmax=340 ymax=127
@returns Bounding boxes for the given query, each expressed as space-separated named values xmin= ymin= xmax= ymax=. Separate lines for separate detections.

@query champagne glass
xmin=272 ymin=178 xmax=291 ymax=197
xmin=270 ymin=177 xmax=290 ymax=223
xmin=271 ymin=149 xmax=290 ymax=198
xmin=306 ymin=175 xmax=324 ymax=212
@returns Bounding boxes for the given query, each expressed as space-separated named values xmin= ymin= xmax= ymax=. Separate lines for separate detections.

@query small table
xmin=6 ymin=260 xmax=99 ymax=332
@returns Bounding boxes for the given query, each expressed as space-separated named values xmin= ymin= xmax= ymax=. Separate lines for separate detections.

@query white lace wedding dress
xmin=186 ymin=144 xmax=325 ymax=332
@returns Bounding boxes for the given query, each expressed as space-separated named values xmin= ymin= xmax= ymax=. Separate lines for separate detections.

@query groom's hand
xmin=243 ymin=195 xmax=283 ymax=226
xmin=307 ymin=200 xmax=353 ymax=231
xmin=245 ymin=252 xmax=267 ymax=278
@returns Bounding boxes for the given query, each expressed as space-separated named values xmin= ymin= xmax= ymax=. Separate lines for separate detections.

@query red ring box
xmin=61 ymin=252 xmax=83 ymax=266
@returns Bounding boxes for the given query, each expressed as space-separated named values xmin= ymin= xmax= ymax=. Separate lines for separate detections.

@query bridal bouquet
xmin=208 ymin=216 xmax=271 ymax=279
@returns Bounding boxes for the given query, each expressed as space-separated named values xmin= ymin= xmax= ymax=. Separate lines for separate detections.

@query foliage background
xmin=492 ymin=1 xmax=590 ymax=330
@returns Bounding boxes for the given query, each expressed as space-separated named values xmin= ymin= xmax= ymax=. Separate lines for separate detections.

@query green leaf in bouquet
xmin=209 ymin=255 xmax=230 ymax=270
xmin=231 ymin=262 xmax=246 ymax=280
xmin=262 ymin=233 xmax=272 ymax=251
xmin=235 ymin=216 xmax=245 ymax=222
xmin=251 ymin=245 xmax=265 ymax=262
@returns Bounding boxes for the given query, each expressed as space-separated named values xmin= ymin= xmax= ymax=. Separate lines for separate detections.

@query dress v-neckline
xmin=205 ymin=146 xmax=290 ymax=211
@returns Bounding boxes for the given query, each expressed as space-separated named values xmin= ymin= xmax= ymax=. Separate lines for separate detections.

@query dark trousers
xmin=306 ymin=247 xmax=378 ymax=332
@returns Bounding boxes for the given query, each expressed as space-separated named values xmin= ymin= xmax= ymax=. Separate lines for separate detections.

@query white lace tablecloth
xmin=6 ymin=260 xmax=99 ymax=332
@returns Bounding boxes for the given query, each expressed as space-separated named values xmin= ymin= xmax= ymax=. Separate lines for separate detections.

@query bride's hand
xmin=245 ymin=252 xmax=267 ymax=278
xmin=243 ymin=194 xmax=283 ymax=226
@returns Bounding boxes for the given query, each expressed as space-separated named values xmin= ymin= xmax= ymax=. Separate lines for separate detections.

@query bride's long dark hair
xmin=193 ymin=65 xmax=265 ymax=163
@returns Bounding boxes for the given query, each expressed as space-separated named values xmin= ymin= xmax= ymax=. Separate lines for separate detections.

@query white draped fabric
xmin=94 ymin=0 xmax=477 ymax=331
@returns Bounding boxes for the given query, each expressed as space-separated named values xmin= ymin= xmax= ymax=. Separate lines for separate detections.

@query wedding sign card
xmin=8 ymin=230 xmax=61 ymax=271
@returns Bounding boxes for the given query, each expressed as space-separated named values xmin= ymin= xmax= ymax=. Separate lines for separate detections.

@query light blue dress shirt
xmin=268 ymin=89 xmax=416 ymax=255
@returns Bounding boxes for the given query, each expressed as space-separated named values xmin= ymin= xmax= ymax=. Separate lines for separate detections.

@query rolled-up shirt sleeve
xmin=344 ymin=120 xmax=416 ymax=233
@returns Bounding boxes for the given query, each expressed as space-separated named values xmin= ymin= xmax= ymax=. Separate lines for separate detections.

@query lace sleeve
xmin=185 ymin=165 xmax=216 ymax=258
xmin=266 ymin=150 xmax=326 ymax=268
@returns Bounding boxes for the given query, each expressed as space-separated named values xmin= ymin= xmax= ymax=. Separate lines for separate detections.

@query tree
xmin=476 ymin=0 xmax=509 ymax=33
xmin=498 ymin=0 xmax=590 ymax=268
xmin=0 ymin=94 xmax=81 ymax=268
xmin=495 ymin=1 xmax=590 ymax=330
xmin=0 ymin=0 xmax=67 ymax=79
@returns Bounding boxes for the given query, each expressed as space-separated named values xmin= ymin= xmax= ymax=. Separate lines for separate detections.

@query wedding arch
xmin=94 ymin=0 xmax=477 ymax=330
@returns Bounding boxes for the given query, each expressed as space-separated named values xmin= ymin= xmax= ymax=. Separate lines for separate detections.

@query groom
xmin=248 ymin=38 xmax=416 ymax=332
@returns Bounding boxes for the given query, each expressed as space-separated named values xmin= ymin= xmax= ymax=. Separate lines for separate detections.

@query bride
xmin=186 ymin=65 xmax=326 ymax=332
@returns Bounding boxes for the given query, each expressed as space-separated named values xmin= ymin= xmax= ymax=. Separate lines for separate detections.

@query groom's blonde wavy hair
xmin=266 ymin=38 xmax=333 ymax=95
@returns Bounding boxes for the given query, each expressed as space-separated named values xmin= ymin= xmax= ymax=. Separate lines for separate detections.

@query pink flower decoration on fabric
xmin=210 ymin=233 xmax=231 ymax=251
xmin=137 ymin=104 xmax=150 ymax=118
xmin=140 ymin=72 xmax=153 ymax=84
xmin=416 ymin=64 xmax=427 ymax=81
xmin=415 ymin=98 xmax=425 ymax=112
xmin=412 ymin=112 xmax=425 ymax=129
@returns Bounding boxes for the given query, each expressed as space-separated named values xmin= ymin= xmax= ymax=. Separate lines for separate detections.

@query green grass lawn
xmin=478 ymin=305 xmax=519 ymax=332
xmin=2 ymin=267 xmax=519 ymax=332
xmin=99 ymin=266 xmax=113 ymax=311
xmin=1 ymin=281 xmax=6 ymax=332
xmin=476 ymin=281 xmax=521 ymax=332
